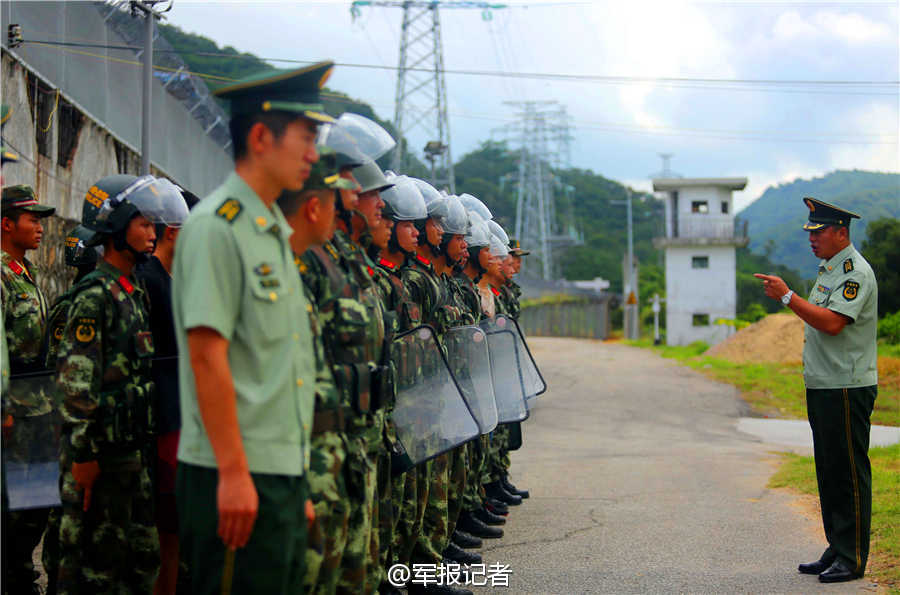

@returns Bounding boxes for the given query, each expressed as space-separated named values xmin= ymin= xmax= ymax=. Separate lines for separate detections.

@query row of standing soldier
xmin=0 ymin=59 xmax=539 ymax=594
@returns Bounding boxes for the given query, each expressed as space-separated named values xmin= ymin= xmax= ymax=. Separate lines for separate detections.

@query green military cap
xmin=1 ymin=104 xmax=19 ymax=164
xmin=214 ymin=61 xmax=336 ymax=123
xmin=305 ymin=149 xmax=358 ymax=191
xmin=1 ymin=185 xmax=55 ymax=217
xmin=802 ymin=196 xmax=860 ymax=231
xmin=508 ymin=237 xmax=530 ymax=256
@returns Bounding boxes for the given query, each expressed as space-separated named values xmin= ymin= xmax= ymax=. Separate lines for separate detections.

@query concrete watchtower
xmin=652 ymin=177 xmax=749 ymax=346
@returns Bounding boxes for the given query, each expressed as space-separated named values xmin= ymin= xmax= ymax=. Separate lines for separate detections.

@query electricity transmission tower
xmin=498 ymin=101 xmax=577 ymax=280
xmin=351 ymin=1 xmax=506 ymax=192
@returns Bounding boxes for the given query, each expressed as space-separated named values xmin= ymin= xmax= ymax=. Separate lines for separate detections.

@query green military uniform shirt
xmin=173 ymin=172 xmax=316 ymax=476
xmin=1 ymin=251 xmax=52 ymax=416
xmin=803 ymin=243 xmax=878 ymax=389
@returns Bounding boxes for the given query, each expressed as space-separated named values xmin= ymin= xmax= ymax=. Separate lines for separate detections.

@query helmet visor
xmin=97 ymin=176 xmax=190 ymax=227
xmin=316 ymin=122 xmax=367 ymax=167
xmin=336 ymin=113 xmax=396 ymax=160
xmin=381 ymin=174 xmax=427 ymax=220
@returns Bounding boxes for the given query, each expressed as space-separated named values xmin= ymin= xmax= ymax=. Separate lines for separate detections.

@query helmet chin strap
xmin=112 ymin=228 xmax=150 ymax=264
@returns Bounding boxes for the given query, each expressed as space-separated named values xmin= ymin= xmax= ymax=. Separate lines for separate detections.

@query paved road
xmin=477 ymin=338 xmax=877 ymax=594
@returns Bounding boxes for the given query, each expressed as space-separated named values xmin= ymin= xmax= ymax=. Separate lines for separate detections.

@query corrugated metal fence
xmin=519 ymin=299 xmax=609 ymax=340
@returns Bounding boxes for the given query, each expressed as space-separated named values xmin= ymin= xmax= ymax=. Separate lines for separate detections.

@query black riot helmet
xmin=82 ymin=174 xmax=189 ymax=262
xmin=65 ymin=224 xmax=99 ymax=268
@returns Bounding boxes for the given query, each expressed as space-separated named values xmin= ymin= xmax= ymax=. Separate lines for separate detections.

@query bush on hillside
xmin=878 ymin=311 xmax=900 ymax=345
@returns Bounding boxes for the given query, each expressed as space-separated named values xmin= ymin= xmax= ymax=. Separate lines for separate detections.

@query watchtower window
xmin=692 ymin=313 xmax=710 ymax=326
xmin=691 ymin=201 xmax=709 ymax=214
xmin=691 ymin=256 xmax=709 ymax=269
xmin=721 ymin=201 xmax=729 ymax=214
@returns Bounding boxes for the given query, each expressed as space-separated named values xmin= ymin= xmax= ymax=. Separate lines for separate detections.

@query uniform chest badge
xmin=817 ymin=284 xmax=830 ymax=293
xmin=254 ymin=263 xmax=273 ymax=276
xmin=843 ymin=258 xmax=854 ymax=274
xmin=843 ymin=280 xmax=859 ymax=301
xmin=75 ymin=317 xmax=96 ymax=343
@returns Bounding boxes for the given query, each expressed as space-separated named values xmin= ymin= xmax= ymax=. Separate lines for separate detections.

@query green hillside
xmin=737 ymin=170 xmax=900 ymax=276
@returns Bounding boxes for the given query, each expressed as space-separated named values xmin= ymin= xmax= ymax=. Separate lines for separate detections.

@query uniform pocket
xmin=249 ymin=281 xmax=290 ymax=340
xmin=332 ymin=297 xmax=368 ymax=347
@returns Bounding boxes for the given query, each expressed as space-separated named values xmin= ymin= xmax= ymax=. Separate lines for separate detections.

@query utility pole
xmin=131 ymin=0 xmax=170 ymax=175
xmin=613 ymin=188 xmax=639 ymax=339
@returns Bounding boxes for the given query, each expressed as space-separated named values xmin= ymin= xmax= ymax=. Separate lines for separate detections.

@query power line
xmin=20 ymin=39 xmax=899 ymax=90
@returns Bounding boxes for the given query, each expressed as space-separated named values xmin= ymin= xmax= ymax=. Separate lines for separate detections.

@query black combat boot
xmin=473 ymin=506 xmax=506 ymax=526
xmin=456 ymin=511 xmax=504 ymax=538
xmin=451 ymin=530 xmax=482 ymax=549
xmin=485 ymin=497 xmax=509 ymax=515
xmin=443 ymin=542 xmax=483 ymax=565
xmin=502 ymin=475 xmax=530 ymax=499
xmin=485 ymin=481 xmax=522 ymax=506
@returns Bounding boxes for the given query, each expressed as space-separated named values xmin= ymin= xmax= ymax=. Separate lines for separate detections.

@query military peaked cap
xmin=214 ymin=61 xmax=336 ymax=122
xmin=508 ymin=237 xmax=530 ymax=256
xmin=2 ymin=185 xmax=55 ymax=217
xmin=802 ymin=197 xmax=860 ymax=231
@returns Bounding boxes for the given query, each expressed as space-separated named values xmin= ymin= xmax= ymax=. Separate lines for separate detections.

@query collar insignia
xmin=843 ymin=258 xmax=853 ymax=274
xmin=118 ymin=275 xmax=134 ymax=295
xmin=378 ymin=258 xmax=395 ymax=270
xmin=416 ymin=254 xmax=431 ymax=266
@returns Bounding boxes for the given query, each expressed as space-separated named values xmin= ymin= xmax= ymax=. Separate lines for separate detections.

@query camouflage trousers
xmin=462 ymin=436 xmax=489 ymax=512
xmin=391 ymin=461 xmax=417 ymax=567
xmin=55 ymin=450 xmax=159 ymax=594
xmin=338 ymin=418 xmax=381 ymax=593
xmin=377 ymin=418 xmax=396 ymax=581
xmin=393 ymin=459 xmax=430 ymax=566
xmin=304 ymin=430 xmax=349 ymax=594
xmin=487 ymin=425 xmax=511 ymax=482
xmin=412 ymin=452 xmax=450 ymax=564
xmin=447 ymin=445 xmax=467 ymax=537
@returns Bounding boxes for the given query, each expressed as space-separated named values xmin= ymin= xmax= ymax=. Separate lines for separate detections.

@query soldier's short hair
xmin=229 ymin=111 xmax=303 ymax=161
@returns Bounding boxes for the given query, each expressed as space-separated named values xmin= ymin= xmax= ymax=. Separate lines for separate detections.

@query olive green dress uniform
xmin=173 ymin=171 xmax=317 ymax=594
xmin=803 ymin=240 xmax=878 ymax=578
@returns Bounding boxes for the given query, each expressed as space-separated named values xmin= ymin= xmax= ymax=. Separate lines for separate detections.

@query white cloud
xmin=771 ymin=9 xmax=893 ymax=45
xmin=826 ymin=102 xmax=900 ymax=172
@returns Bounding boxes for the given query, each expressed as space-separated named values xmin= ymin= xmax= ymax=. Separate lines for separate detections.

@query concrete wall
xmin=1 ymin=1 xmax=232 ymax=196
xmin=663 ymin=186 xmax=736 ymax=239
xmin=664 ymin=244 xmax=736 ymax=346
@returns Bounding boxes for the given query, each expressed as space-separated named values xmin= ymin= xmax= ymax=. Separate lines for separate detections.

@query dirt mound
xmin=706 ymin=313 xmax=804 ymax=364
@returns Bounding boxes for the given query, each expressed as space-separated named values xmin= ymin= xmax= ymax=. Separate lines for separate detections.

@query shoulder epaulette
xmin=843 ymin=258 xmax=854 ymax=274
xmin=215 ymin=198 xmax=243 ymax=223
xmin=325 ymin=242 xmax=340 ymax=261
xmin=378 ymin=258 xmax=396 ymax=270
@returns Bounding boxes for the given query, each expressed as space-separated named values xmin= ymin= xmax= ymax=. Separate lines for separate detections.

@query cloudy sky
xmin=166 ymin=0 xmax=898 ymax=212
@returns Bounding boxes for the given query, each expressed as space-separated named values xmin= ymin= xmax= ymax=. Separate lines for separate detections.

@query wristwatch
xmin=781 ymin=290 xmax=794 ymax=305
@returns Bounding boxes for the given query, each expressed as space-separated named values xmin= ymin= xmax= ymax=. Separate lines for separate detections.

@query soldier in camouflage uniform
xmin=54 ymin=174 xmax=188 ymax=593
xmin=1 ymin=184 xmax=56 ymax=594
xmin=277 ymin=154 xmax=357 ymax=594
xmin=301 ymin=151 xmax=390 ymax=593
xmin=41 ymin=224 xmax=99 ymax=595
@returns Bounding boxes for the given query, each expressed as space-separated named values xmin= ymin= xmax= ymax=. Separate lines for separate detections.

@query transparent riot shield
xmin=479 ymin=318 xmax=529 ymax=423
xmin=3 ymin=369 xmax=62 ymax=510
xmin=443 ymin=325 xmax=498 ymax=434
xmin=496 ymin=314 xmax=547 ymax=401
xmin=389 ymin=325 xmax=480 ymax=474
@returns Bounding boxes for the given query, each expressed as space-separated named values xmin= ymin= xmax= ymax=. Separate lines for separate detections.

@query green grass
xmin=624 ymin=339 xmax=900 ymax=427
xmin=768 ymin=444 xmax=900 ymax=589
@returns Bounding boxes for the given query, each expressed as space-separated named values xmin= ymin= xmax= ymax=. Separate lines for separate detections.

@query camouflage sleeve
xmin=55 ymin=284 xmax=107 ymax=462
